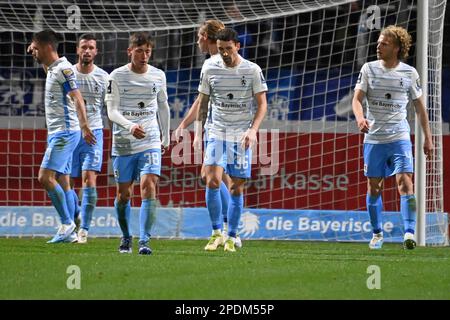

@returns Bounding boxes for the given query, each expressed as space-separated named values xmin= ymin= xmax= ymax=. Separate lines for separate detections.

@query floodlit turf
xmin=0 ymin=238 xmax=449 ymax=300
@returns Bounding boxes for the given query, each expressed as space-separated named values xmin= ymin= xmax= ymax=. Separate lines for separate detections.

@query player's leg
xmin=391 ymin=140 xmax=416 ymax=249
xmin=224 ymin=142 xmax=251 ymax=252
xmin=70 ymin=138 xmax=83 ymax=223
xmin=78 ymin=129 xmax=103 ymax=243
xmin=364 ymin=143 xmax=387 ymax=249
xmin=221 ymin=172 xmax=231 ymax=238
xmin=112 ymin=154 xmax=136 ymax=253
xmin=39 ymin=131 xmax=80 ymax=243
xmin=77 ymin=170 xmax=98 ymax=244
xmin=203 ymin=139 xmax=226 ymax=251
xmin=137 ymin=149 xmax=162 ymax=255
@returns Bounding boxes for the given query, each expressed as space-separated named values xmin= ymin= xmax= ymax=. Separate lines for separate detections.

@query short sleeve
xmin=104 ymin=73 xmax=120 ymax=102
xmin=409 ymin=68 xmax=422 ymax=100
xmin=58 ymin=66 xmax=78 ymax=94
xmin=252 ymin=65 xmax=268 ymax=94
xmin=198 ymin=64 xmax=210 ymax=95
xmin=354 ymin=63 xmax=369 ymax=93
xmin=157 ymin=72 xmax=168 ymax=103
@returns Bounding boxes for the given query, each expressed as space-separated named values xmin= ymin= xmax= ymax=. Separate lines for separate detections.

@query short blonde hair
xmin=381 ymin=25 xmax=412 ymax=60
xmin=199 ymin=19 xmax=225 ymax=42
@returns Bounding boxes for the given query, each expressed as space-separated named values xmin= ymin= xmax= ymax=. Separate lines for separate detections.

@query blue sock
xmin=65 ymin=189 xmax=76 ymax=222
xmin=228 ymin=194 xmax=243 ymax=238
xmin=401 ymin=195 xmax=416 ymax=234
xmin=47 ymin=184 xmax=71 ymax=225
xmin=115 ymin=198 xmax=131 ymax=238
xmin=139 ymin=199 xmax=156 ymax=243
xmin=206 ymin=187 xmax=222 ymax=230
xmin=367 ymin=194 xmax=383 ymax=234
xmin=81 ymin=187 xmax=97 ymax=231
xmin=219 ymin=182 xmax=229 ymax=224
xmin=72 ymin=189 xmax=81 ymax=220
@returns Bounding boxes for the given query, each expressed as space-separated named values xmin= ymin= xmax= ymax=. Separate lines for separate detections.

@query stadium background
xmin=0 ymin=0 xmax=448 ymax=241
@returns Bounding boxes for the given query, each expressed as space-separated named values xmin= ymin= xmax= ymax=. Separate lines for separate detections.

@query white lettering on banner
xmin=0 ymin=213 xmax=27 ymax=227
xmin=32 ymin=213 xmax=59 ymax=227
xmin=265 ymin=216 xmax=293 ymax=231
xmin=297 ymin=217 xmax=393 ymax=234
xmin=90 ymin=214 xmax=118 ymax=227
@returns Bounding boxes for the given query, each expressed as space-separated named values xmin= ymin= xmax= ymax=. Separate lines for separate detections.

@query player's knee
xmin=206 ymin=178 xmax=221 ymax=189
xmin=230 ymin=181 xmax=245 ymax=195
xmin=397 ymin=182 xmax=413 ymax=195
xmin=38 ymin=171 xmax=51 ymax=187
xmin=117 ymin=192 xmax=131 ymax=203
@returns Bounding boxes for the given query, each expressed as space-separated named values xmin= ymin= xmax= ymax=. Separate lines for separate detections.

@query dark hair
xmin=216 ymin=28 xmax=240 ymax=44
xmin=32 ymin=29 xmax=60 ymax=50
xmin=78 ymin=33 xmax=97 ymax=45
xmin=129 ymin=32 xmax=154 ymax=48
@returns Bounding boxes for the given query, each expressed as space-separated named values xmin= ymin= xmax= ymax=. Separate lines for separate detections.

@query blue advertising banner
xmin=1 ymin=206 xmax=447 ymax=244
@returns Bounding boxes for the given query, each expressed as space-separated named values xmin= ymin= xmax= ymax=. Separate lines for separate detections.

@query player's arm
xmin=352 ymin=89 xmax=370 ymax=133
xmin=68 ymin=89 xmax=96 ymax=145
xmin=241 ymin=91 xmax=267 ymax=149
xmin=157 ymin=100 xmax=170 ymax=148
xmin=413 ymin=96 xmax=434 ymax=158
xmin=105 ymin=79 xmax=145 ymax=139
xmin=174 ymin=96 xmax=200 ymax=143
xmin=193 ymin=92 xmax=210 ymax=151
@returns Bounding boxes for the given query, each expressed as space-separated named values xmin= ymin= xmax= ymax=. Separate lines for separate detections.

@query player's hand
xmin=130 ymin=124 xmax=146 ymax=139
xmin=241 ymin=128 xmax=257 ymax=150
xmin=174 ymin=126 xmax=185 ymax=143
xmin=424 ymin=137 xmax=434 ymax=160
xmin=82 ymin=126 xmax=96 ymax=146
xmin=356 ymin=118 xmax=370 ymax=133
xmin=193 ymin=133 xmax=202 ymax=152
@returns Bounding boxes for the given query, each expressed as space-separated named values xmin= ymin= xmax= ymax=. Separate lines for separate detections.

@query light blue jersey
xmin=44 ymin=57 xmax=80 ymax=135
xmin=198 ymin=55 xmax=268 ymax=141
xmin=105 ymin=64 xmax=168 ymax=156
xmin=354 ymin=60 xmax=422 ymax=144
xmin=73 ymin=65 xmax=109 ymax=130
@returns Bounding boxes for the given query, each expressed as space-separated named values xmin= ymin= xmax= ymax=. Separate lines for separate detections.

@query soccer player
xmin=194 ymin=28 xmax=267 ymax=252
xmin=352 ymin=25 xmax=433 ymax=250
xmin=70 ymin=33 xmax=109 ymax=244
xmin=28 ymin=30 xmax=96 ymax=243
xmin=105 ymin=32 xmax=170 ymax=255
xmin=174 ymin=20 xmax=242 ymax=248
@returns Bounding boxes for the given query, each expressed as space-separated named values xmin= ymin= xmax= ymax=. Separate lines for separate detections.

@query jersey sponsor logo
xmin=122 ymin=110 xmax=153 ymax=117
xmin=371 ymin=99 xmax=401 ymax=111
xmin=221 ymin=101 xmax=248 ymax=109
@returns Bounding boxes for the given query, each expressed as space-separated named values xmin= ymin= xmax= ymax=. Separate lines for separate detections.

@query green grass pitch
xmin=0 ymin=238 xmax=449 ymax=300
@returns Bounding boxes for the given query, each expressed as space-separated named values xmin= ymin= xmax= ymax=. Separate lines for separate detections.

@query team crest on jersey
xmin=69 ymin=80 xmax=77 ymax=89
xmin=241 ymin=76 xmax=247 ymax=86
xmin=138 ymin=101 xmax=145 ymax=109
xmin=94 ymin=85 xmax=99 ymax=93
xmin=399 ymin=78 xmax=404 ymax=87
xmin=152 ymin=83 xmax=157 ymax=93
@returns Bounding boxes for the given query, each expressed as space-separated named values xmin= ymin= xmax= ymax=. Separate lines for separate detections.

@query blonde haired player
xmin=352 ymin=25 xmax=433 ymax=250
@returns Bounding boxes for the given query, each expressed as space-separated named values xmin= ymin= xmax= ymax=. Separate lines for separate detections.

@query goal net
xmin=0 ymin=0 xmax=447 ymax=245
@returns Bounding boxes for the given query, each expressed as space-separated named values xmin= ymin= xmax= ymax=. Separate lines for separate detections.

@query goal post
xmin=0 ymin=0 xmax=447 ymax=245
